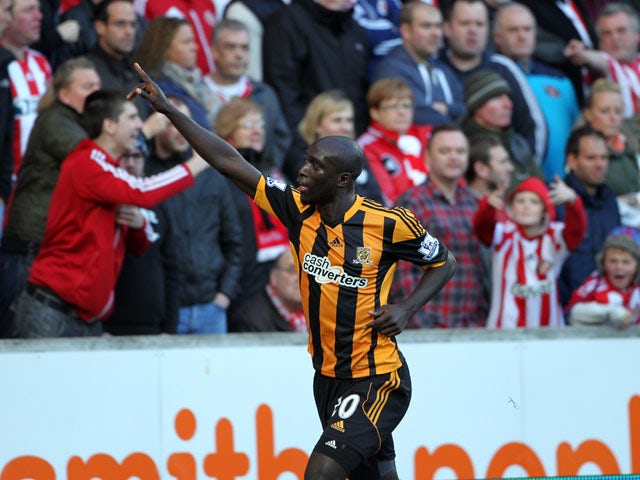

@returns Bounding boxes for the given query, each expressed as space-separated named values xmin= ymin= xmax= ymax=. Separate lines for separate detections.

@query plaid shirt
xmin=392 ymin=178 xmax=488 ymax=327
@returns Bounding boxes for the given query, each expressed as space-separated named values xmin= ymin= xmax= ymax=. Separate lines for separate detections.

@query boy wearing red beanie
xmin=474 ymin=176 xmax=587 ymax=328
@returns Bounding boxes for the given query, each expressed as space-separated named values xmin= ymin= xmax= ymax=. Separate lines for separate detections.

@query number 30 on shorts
xmin=331 ymin=394 xmax=360 ymax=419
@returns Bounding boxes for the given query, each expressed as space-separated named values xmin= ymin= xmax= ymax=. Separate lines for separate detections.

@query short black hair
xmin=565 ymin=125 xmax=606 ymax=158
xmin=442 ymin=0 xmax=487 ymax=22
xmin=94 ymin=0 xmax=133 ymax=23
xmin=428 ymin=123 xmax=465 ymax=151
xmin=465 ymin=133 xmax=503 ymax=183
xmin=82 ymin=90 xmax=128 ymax=139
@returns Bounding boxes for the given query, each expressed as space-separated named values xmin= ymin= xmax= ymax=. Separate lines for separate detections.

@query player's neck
xmin=318 ymin=192 xmax=356 ymax=226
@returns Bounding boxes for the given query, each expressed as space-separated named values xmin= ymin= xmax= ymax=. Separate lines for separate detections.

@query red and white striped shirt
xmin=7 ymin=48 xmax=51 ymax=178
xmin=566 ymin=273 xmax=640 ymax=325
xmin=474 ymin=196 xmax=587 ymax=329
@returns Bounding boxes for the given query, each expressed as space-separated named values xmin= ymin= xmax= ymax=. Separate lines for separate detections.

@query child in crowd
xmin=566 ymin=233 xmax=640 ymax=328
xmin=474 ymin=177 xmax=587 ymax=328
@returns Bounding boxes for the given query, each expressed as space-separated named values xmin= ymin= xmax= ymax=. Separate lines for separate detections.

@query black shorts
xmin=311 ymin=360 xmax=412 ymax=477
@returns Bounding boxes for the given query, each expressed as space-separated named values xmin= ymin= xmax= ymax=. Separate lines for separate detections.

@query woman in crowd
xmin=582 ymin=80 xmax=640 ymax=227
xmin=283 ymin=90 xmax=355 ymax=179
xmin=285 ymin=89 xmax=383 ymax=202
xmin=214 ymin=98 xmax=291 ymax=331
xmin=134 ymin=16 xmax=222 ymax=129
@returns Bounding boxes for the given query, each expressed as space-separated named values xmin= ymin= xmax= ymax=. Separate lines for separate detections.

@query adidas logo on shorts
xmin=324 ymin=439 xmax=337 ymax=449
xmin=330 ymin=420 xmax=345 ymax=432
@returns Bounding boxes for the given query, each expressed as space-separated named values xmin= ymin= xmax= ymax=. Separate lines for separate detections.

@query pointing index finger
xmin=134 ymin=62 xmax=150 ymax=82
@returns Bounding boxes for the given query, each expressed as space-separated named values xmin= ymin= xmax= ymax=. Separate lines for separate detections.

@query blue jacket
xmin=155 ymin=79 xmax=210 ymax=130
xmin=524 ymin=60 xmax=579 ymax=181
xmin=353 ymin=0 xmax=403 ymax=80
xmin=558 ymin=172 xmax=621 ymax=307
xmin=374 ymin=45 xmax=465 ymax=126
xmin=440 ymin=51 xmax=544 ymax=164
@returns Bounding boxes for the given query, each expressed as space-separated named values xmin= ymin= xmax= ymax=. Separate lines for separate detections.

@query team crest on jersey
xmin=545 ymin=85 xmax=560 ymax=98
xmin=353 ymin=247 xmax=372 ymax=265
xmin=418 ymin=233 xmax=439 ymax=260
xmin=266 ymin=176 xmax=287 ymax=191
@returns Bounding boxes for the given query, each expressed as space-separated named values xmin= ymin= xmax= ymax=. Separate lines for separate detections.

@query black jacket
xmin=0 ymin=47 xmax=15 ymax=204
xmin=228 ymin=288 xmax=295 ymax=332
xmin=107 ymin=203 xmax=181 ymax=334
xmin=146 ymin=150 xmax=244 ymax=306
xmin=263 ymin=0 xmax=369 ymax=135
xmin=86 ymin=43 xmax=146 ymax=115
xmin=227 ymin=148 xmax=274 ymax=307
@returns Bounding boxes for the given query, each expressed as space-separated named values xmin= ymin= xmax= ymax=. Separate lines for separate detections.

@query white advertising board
xmin=0 ymin=336 xmax=638 ymax=479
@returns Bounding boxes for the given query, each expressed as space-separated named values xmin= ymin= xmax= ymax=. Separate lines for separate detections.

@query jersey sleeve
xmin=387 ymin=205 xmax=449 ymax=270
xmin=253 ymin=175 xmax=309 ymax=230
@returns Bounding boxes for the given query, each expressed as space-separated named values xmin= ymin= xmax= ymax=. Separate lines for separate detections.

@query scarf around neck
xmin=161 ymin=61 xmax=223 ymax=125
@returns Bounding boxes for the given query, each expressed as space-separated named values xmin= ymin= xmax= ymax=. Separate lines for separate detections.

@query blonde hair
xmin=585 ymin=79 xmax=622 ymax=109
xmin=214 ymin=97 xmax=263 ymax=140
xmin=298 ymin=90 xmax=353 ymax=144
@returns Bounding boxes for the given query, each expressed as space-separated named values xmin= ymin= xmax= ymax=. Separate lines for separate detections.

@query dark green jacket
xmin=605 ymin=142 xmax=640 ymax=197
xmin=3 ymin=101 xmax=87 ymax=243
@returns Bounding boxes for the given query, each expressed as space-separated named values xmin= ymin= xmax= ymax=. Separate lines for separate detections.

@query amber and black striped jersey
xmin=254 ymin=176 xmax=449 ymax=379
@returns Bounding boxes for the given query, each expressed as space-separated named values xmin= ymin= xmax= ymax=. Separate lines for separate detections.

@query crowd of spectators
xmin=1 ymin=0 xmax=640 ymax=338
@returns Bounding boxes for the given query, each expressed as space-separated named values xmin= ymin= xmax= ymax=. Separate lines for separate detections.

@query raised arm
xmin=564 ymin=39 xmax=608 ymax=77
xmin=127 ymin=63 xmax=262 ymax=197
xmin=549 ymin=175 xmax=587 ymax=250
